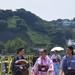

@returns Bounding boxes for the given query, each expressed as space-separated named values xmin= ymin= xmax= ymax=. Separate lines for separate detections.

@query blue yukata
xmin=62 ymin=55 xmax=75 ymax=75
xmin=51 ymin=54 xmax=61 ymax=75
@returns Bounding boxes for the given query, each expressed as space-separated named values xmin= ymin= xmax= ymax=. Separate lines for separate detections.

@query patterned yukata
xmin=51 ymin=54 xmax=61 ymax=75
xmin=32 ymin=55 xmax=54 ymax=75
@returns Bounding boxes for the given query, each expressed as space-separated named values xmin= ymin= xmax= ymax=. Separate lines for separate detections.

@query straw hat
xmin=15 ymin=59 xmax=28 ymax=64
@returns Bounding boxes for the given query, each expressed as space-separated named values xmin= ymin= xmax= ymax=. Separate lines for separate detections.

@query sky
xmin=0 ymin=0 xmax=75 ymax=21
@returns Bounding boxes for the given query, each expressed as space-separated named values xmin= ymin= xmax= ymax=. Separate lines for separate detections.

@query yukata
xmin=51 ymin=54 xmax=61 ymax=75
xmin=62 ymin=55 xmax=75 ymax=75
xmin=11 ymin=56 xmax=29 ymax=75
xmin=32 ymin=55 xmax=54 ymax=75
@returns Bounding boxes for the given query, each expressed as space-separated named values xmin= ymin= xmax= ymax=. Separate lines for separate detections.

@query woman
xmin=51 ymin=50 xmax=61 ymax=75
xmin=31 ymin=49 xmax=54 ymax=75
xmin=62 ymin=46 xmax=75 ymax=75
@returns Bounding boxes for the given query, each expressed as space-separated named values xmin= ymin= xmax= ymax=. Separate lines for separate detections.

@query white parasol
xmin=51 ymin=47 xmax=64 ymax=51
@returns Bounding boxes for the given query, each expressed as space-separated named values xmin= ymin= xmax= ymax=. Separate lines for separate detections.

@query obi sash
xmin=53 ymin=59 xmax=60 ymax=62
xmin=38 ymin=65 xmax=48 ymax=72
xmin=68 ymin=70 xmax=75 ymax=72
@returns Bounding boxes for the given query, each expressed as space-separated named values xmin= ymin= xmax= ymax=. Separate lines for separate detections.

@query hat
xmin=15 ymin=59 xmax=28 ymax=64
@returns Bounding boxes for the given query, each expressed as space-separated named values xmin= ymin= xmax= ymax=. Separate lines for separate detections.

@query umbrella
xmin=15 ymin=59 xmax=28 ymax=64
xmin=51 ymin=47 xmax=64 ymax=51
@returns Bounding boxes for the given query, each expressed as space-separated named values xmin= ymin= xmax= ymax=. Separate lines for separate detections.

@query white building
xmin=62 ymin=19 xmax=71 ymax=26
xmin=62 ymin=19 xmax=75 ymax=26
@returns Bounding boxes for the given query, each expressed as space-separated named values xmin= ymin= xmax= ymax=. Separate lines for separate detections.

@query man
xmin=11 ymin=48 xmax=29 ymax=75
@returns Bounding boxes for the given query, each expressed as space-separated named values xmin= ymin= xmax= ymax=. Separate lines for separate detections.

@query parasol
xmin=51 ymin=47 xmax=64 ymax=51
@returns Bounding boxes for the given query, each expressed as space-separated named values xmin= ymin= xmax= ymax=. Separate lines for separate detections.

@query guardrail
xmin=0 ymin=54 xmax=34 ymax=75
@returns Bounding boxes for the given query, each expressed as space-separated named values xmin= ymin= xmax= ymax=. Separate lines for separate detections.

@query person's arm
xmin=61 ymin=56 xmax=67 ymax=74
xmin=47 ymin=59 xmax=54 ymax=75
xmin=21 ymin=57 xmax=29 ymax=70
xmin=31 ymin=59 xmax=38 ymax=75
xmin=59 ymin=69 xmax=64 ymax=75
xmin=11 ymin=57 xmax=22 ymax=71
xmin=23 ymin=63 xmax=29 ymax=70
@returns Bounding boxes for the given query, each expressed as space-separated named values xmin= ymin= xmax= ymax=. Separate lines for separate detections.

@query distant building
xmin=62 ymin=19 xmax=71 ymax=26
xmin=62 ymin=19 xmax=75 ymax=26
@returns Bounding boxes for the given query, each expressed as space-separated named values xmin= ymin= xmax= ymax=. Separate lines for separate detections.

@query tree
xmin=0 ymin=20 xmax=7 ymax=30
xmin=26 ymin=49 xmax=31 ymax=53
xmin=5 ymin=9 xmax=13 ymax=18
xmin=73 ymin=17 xmax=75 ymax=21
xmin=4 ymin=40 xmax=14 ymax=53
xmin=64 ymin=29 xmax=74 ymax=39
xmin=16 ymin=19 xmax=27 ymax=30
xmin=50 ymin=28 xmax=65 ymax=47
xmin=4 ymin=38 xmax=27 ymax=53
xmin=0 ymin=41 xmax=5 ymax=53
xmin=14 ymin=38 xmax=27 ymax=52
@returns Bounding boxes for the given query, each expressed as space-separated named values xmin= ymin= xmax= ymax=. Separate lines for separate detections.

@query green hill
xmin=0 ymin=8 xmax=75 ymax=53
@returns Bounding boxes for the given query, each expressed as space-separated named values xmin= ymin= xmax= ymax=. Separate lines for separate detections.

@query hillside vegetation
xmin=0 ymin=8 xmax=75 ymax=53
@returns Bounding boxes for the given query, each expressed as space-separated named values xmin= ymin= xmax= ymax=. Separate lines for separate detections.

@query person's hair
xmin=48 ymin=53 xmax=50 ymax=55
xmin=67 ymin=46 xmax=74 ymax=55
xmin=35 ymin=52 xmax=39 ymax=55
xmin=42 ymin=49 xmax=47 ymax=54
xmin=17 ymin=47 xmax=24 ymax=54
xmin=54 ymin=50 xmax=58 ymax=52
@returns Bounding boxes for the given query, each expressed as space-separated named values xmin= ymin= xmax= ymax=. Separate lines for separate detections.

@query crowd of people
xmin=11 ymin=46 xmax=75 ymax=75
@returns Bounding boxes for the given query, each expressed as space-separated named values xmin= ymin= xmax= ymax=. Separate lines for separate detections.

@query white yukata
xmin=51 ymin=54 xmax=61 ymax=75
xmin=32 ymin=55 xmax=54 ymax=75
